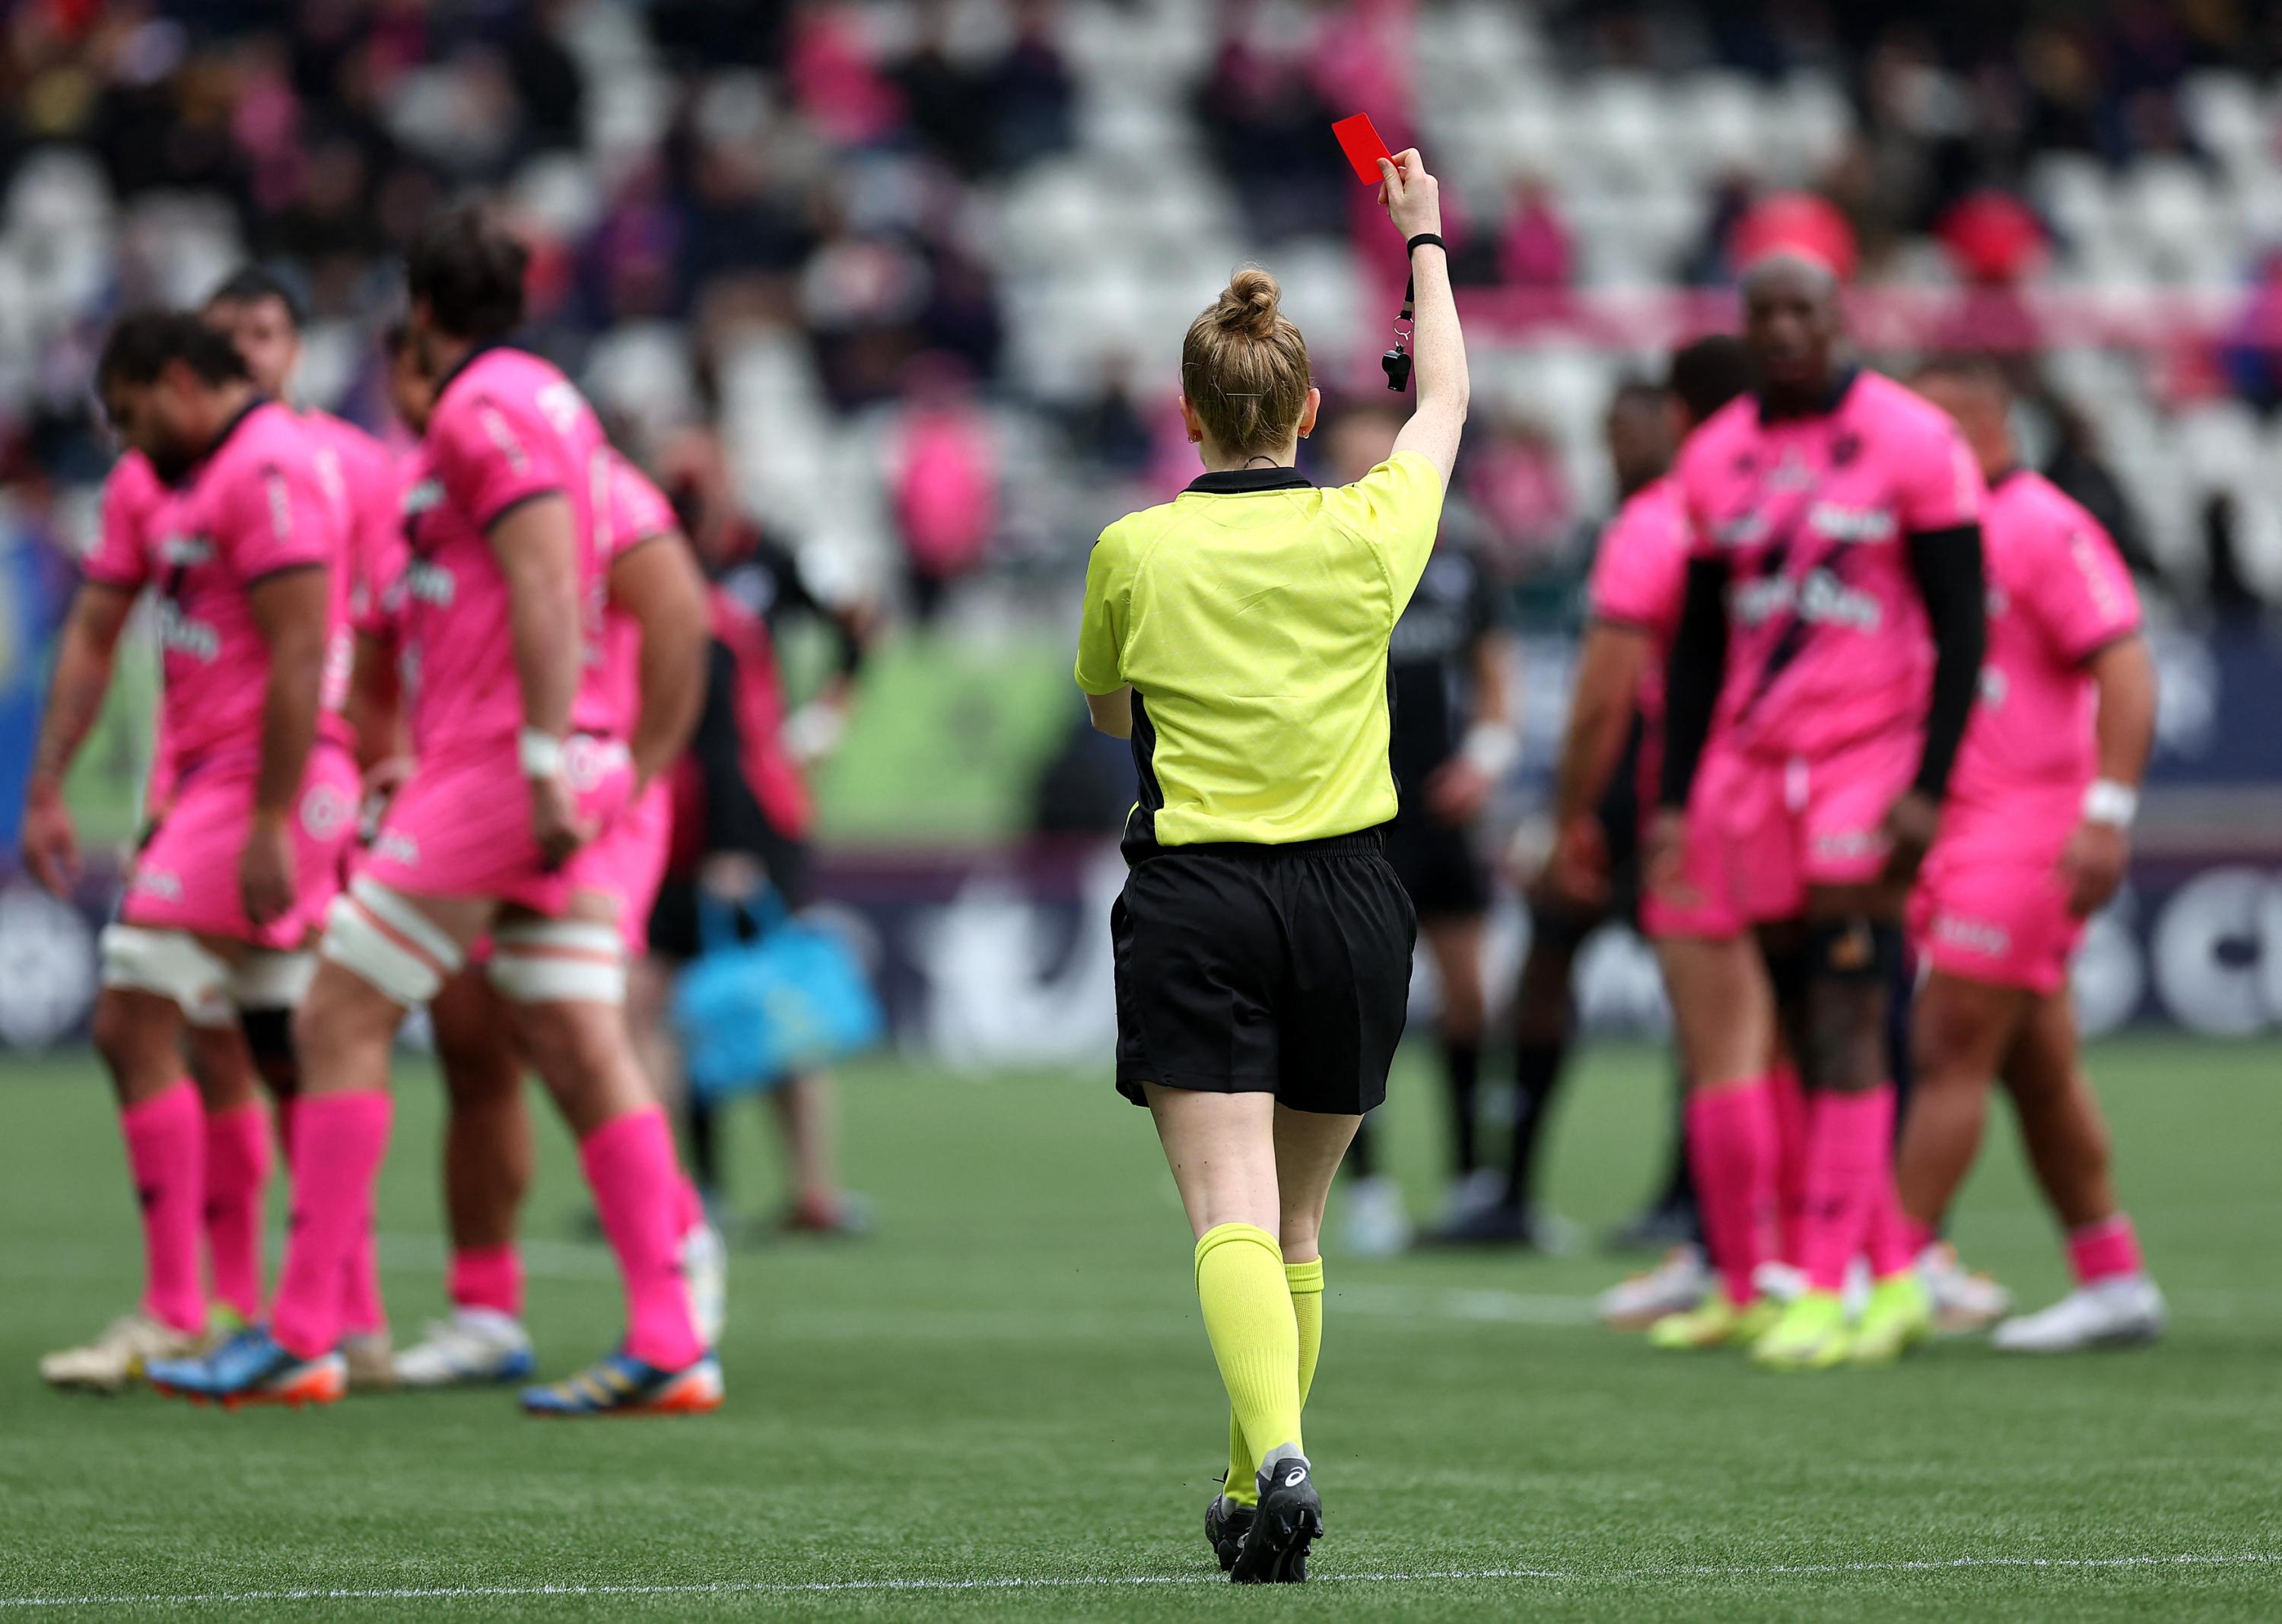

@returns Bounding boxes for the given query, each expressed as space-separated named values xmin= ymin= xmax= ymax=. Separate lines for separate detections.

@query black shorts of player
xmin=1384 ymin=806 xmax=1490 ymax=923
xmin=647 ymin=822 xmax=814 ymax=961
xmin=1111 ymin=831 xmax=1417 ymax=1115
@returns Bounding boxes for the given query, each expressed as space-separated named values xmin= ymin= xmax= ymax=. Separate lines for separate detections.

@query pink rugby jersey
xmin=571 ymin=449 xmax=682 ymax=737
xmin=1587 ymin=474 xmax=1690 ymax=794
xmin=302 ymin=408 xmax=400 ymax=726
xmin=1948 ymin=467 xmax=2141 ymax=815
xmin=399 ymin=346 xmax=611 ymax=758
xmin=1676 ymin=370 xmax=1985 ymax=761
xmin=82 ymin=402 xmax=342 ymax=776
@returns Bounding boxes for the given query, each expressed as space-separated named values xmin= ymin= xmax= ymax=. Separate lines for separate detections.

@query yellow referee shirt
xmin=1074 ymin=452 xmax=1445 ymax=851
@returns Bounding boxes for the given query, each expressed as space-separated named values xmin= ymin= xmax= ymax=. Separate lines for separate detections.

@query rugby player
xmin=360 ymin=329 xmax=720 ymax=1387
xmin=1657 ymin=253 xmax=1988 ymax=1370
xmin=24 ymin=313 xmax=356 ymax=1387
xmin=146 ymin=208 xmax=716 ymax=1413
xmin=1538 ymin=340 xmax=1768 ymax=1338
xmin=201 ymin=268 xmax=401 ymax=1384
xmin=1899 ymin=358 xmax=2164 ymax=1352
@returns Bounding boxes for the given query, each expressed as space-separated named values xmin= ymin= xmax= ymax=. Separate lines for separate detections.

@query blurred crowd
xmin=5 ymin=1 xmax=2282 ymax=624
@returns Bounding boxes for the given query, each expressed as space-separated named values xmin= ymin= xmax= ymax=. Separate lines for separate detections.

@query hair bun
xmin=1214 ymin=268 xmax=1283 ymax=339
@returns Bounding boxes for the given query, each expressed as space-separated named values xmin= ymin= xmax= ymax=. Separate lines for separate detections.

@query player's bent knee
xmin=487 ymin=920 xmax=626 ymax=1006
xmin=318 ymin=877 xmax=464 ymax=1008
xmin=97 ymin=924 xmax=236 ymax=1030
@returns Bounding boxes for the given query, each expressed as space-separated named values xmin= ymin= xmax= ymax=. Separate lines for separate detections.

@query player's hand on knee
xmin=2060 ymin=818 xmax=2128 ymax=919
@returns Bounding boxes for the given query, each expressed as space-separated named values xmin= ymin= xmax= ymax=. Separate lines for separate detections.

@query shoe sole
xmin=1231 ymin=1496 xmax=1321 ymax=1584
xmin=394 ymin=1357 xmax=539 ymax=1390
xmin=524 ymin=1372 xmax=725 ymax=1418
xmin=151 ymin=1370 xmax=347 ymax=1410
xmin=1205 ymin=1501 xmax=1251 ymax=1575
xmin=1994 ymin=1324 xmax=2165 ymax=1354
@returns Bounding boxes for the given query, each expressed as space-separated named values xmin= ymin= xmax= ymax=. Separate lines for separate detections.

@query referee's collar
xmin=1184 ymin=466 xmax=1314 ymax=495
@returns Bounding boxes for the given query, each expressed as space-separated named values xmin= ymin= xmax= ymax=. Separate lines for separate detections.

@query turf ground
xmin=1 ymin=1036 xmax=2277 ymax=1621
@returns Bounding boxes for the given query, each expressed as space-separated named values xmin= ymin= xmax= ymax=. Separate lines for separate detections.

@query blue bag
xmin=670 ymin=891 xmax=885 ymax=1102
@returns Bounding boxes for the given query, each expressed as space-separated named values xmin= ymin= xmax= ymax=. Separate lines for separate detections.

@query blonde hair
xmin=1181 ymin=268 xmax=1311 ymax=459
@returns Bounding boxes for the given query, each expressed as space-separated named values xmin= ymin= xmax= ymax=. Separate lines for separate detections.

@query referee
xmin=1073 ymin=148 xmax=1467 ymax=1584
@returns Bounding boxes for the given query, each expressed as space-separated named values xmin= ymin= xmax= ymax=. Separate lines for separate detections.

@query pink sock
xmin=202 ymin=1101 xmax=272 ymax=1323
xmin=1798 ymin=1086 xmax=1896 ymax=1295
xmin=676 ymin=1175 xmax=706 ymax=1239
xmin=269 ymin=1091 xmax=393 ymax=1361
xmin=341 ymin=1229 xmax=387 ymax=1339
xmin=450 ymin=1244 xmax=524 ymax=1318
xmin=1859 ymin=1084 xmax=1916 ymax=1279
xmin=1686 ymin=1079 xmax=1779 ymax=1305
xmin=581 ymin=1108 xmax=704 ymax=1369
xmin=1768 ymin=1064 xmax=1809 ymax=1264
xmin=122 ymin=1081 xmax=207 ymax=1336
xmin=2067 ymin=1214 xmax=2144 ymax=1285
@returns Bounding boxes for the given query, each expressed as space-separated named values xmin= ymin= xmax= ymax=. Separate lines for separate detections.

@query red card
xmin=1331 ymin=113 xmax=1394 ymax=185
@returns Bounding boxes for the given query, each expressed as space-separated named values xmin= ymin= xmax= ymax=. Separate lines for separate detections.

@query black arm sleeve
xmin=1657 ymin=556 xmax=1729 ymax=811
xmin=693 ymin=638 xmax=773 ymax=856
xmin=1905 ymin=522 xmax=1987 ymax=801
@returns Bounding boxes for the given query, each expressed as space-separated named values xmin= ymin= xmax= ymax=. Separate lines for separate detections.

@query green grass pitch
xmin=1 ymin=1037 xmax=2277 ymax=1620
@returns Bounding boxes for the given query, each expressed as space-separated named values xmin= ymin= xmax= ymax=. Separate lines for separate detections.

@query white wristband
xmin=1460 ymin=722 xmax=1521 ymax=781
xmin=517 ymin=728 xmax=566 ymax=780
xmin=2083 ymin=779 xmax=2138 ymax=829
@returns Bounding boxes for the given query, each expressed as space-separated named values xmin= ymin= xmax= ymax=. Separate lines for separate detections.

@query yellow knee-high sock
xmin=1288 ymin=1257 xmax=1324 ymax=1406
xmin=1195 ymin=1223 xmax=1303 ymax=1485
xmin=1222 ymin=1254 xmax=1327 ymax=1507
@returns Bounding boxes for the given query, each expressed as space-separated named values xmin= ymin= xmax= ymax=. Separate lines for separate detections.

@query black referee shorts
xmin=1111 ymin=833 xmax=1417 ymax=1115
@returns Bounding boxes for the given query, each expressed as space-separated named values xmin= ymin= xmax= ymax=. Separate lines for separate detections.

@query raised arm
xmin=1379 ymin=151 xmax=1469 ymax=485
xmin=20 ymin=582 xmax=135 ymax=893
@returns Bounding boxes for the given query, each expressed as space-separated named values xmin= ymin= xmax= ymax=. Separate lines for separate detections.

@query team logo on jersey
xmin=405 ymin=559 xmax=456 ymax=607
xmin=262 ymin=465 xmax=295 ymax=541
xmin=301 ymin=782 xmax=353 ymax=841
xmin=1829 ymin=431 xmax=1861 ymax=468
xmin=1978 ymin=666 xmax=2008 ymax=709
xmin=475 ymin=399 xmax=529 ymax=472
xmin=1730 ymin=569 xmax=1881 ymax=632
xmin=1768 ymin=450 xmax=1816 ymax=491
xmin=1807 ymin=503 xmax=1896 ymax=543
xmin=402 ymin=478 xmax=443 ymax=517
xmin=1934 ymin=913 xmax=2010 ymax=958
xmin=1711 ymin=512 xmax=1769 ymax=546
xmin=156 ymin=532 xmax=212 ymax=567
xmin=372 ymin=828 xmax=420 ymax=867
xmin=129 ymin=867 xmax=183 ymax=904
xmin=156 ymin=602 xmax=220 ymax=661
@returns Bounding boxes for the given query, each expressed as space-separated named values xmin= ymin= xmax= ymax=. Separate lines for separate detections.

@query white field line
xmin=0 ymin=1552 xmax=2271 ymax=1609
